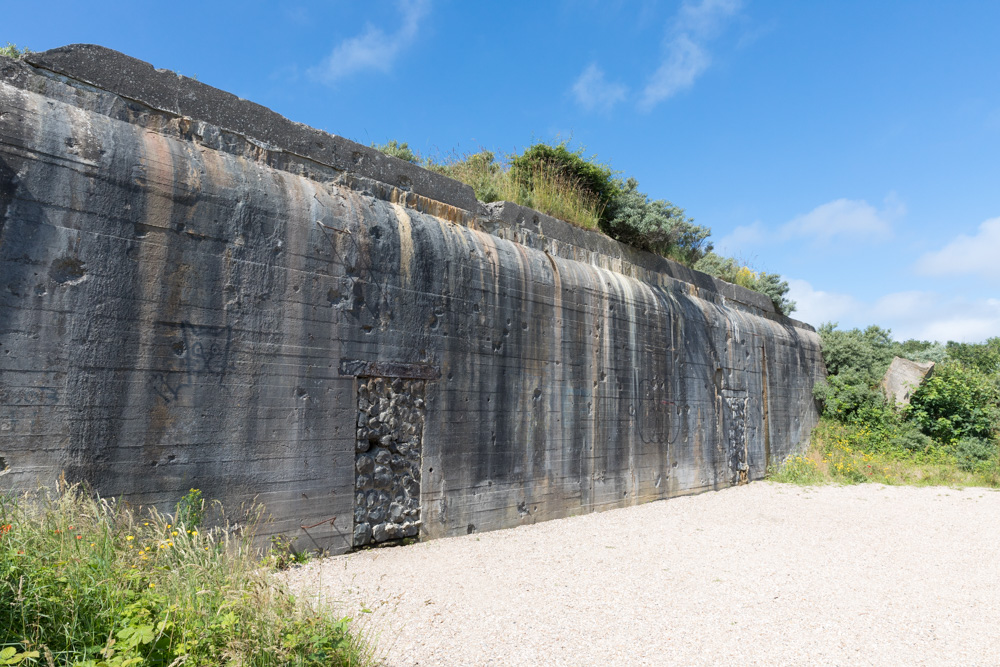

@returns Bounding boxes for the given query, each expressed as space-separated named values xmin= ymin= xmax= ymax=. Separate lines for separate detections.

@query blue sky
xmin=7 ymin=1 xmax=1000 ymax=342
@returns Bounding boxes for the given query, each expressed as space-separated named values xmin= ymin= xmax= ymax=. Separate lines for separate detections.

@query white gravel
xmin=285 ymin=483 xmax=1000 ymax=666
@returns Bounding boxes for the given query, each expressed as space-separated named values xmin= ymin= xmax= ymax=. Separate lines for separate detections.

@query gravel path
xmin=285 ymin=483 xmax=1000 ymax=666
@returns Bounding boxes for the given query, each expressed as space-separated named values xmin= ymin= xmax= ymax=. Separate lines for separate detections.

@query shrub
xmin=908 ymin=362 xmax=1000 ymax=443
xmin=954 ymin=436 xmax=996 ymax=472
xmin=946 ymin=337 xmax=1000 ymax=374
xmin=0 ymin=43 xmax=29 ymax=59
xmin=887 ymin=422 xmax=936 ymax=454
xmin=510 ymin=141 xmax=620 ymax=220
xmin=897 ymin=339 xmax=948 ymax=364
xmin=432 ymin=149 xmax=605 ymax=229
xmin=749 ymin=271 xmax=795 ymax=316
xmin=0 ymin=485 xmax=368 ymax=666
xmin=693 ymin=252 xmax=739 ymax=280
xmin=813 ymin=367 xmax=891 ymax=423
xmin=372 ymin=140 xmax=420 ymax=164
xmin=520 ymin=160 xmax=605 ymax=230
xmin=601 ymin=177 xmax=711 ymax=264
xmin=382 ymin=138 xmax=794 ymax=307
xmin=817 ymin=323 xmax=897 ymax=379
xmin=693 ymin=254 xmax=794 ymax=315
xmin=429 ymin=150 xmax=512 ymax=204
xmin=174 ymin=487 xmax=204 ymax=529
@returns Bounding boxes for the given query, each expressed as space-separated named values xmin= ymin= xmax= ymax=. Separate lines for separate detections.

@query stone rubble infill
xmin=353 ymin=377 xmax=425 ymax=547
xmin=285 ymin=482 xmax=1000 ymax=666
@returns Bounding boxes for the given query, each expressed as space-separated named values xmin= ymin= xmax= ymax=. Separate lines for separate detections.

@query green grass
xmin=769 ymin=417 xmax=1000 ymax=487
xmin=428 ymin=150 xmax=603 ymax=230
xmin=0 ymin=43 xmax=29 ymax=59
xmin=0 ymin=484 xmax=371 ymax=666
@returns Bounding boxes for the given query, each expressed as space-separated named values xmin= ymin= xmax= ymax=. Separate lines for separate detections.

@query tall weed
xmin=770 ymin=418 xmax=1000 ymax=488
xmin=0 ymin=484 xmax=370 ymax=666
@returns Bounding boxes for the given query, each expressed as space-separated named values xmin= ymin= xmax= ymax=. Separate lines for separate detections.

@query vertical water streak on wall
xmin=0 ymin=50 xmax=825 ymax=551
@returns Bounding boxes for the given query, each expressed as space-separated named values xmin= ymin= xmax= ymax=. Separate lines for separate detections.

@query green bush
xmin=510 ymin=142 xmax=620 ymax=220
xmin=174 ymin=487 xmax=204 ymax=529
xmin=813 ymin=368 xmax=890 ymax=423
xmin=429 ymin=150 xmax=509 ymax=203
xmin=692 ymin=252 xmax=739 ymax=279
xmin=887 ymin=422 xmax=936 ymax=454
xmin=817 ymin=323 xmax=897 ymax=380
xmin=692 ymin=254 xmax=795 ymax=315
xmin=749 ymin=271 xmax=795 ymax=316
xmin=431 ymin=148 xmax=606 ymax=229
xmin=0 ymin=43 xmax=29 ymax=59
xmin=372 ymin=140 xmax=420 ymax=164
xmin=378 ymin=138 xmax=795 ymax=308
xmin=601 ymin=177 xmax=711 ymax=265
xmin=0 ymin=486 xmax=368 ymax=666
xmin=954 ymin=436 xmax=996 ymax=472
xmin=946 ymin=337 xmax=1000 ymax=374
xmin=812 ymin=324 xmax=898 ymax=430
xmin=907 ymin=362 xmax=999 ymax=443
xmin=897 ymin=339 xmax=948 ymax=364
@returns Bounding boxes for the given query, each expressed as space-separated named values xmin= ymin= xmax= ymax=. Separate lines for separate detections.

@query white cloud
xmin=714 ymin=220 xmax=765 ymax=256
xmin=640 ymin=0 xmax=742 ymax=109
xmin=871 ymin=291 xmax=932 ymax=320
xmin=886 ymin=294 xmax=1000 ymax=342
xmin=916 ymin=216 xmax=1000 ymax=281
xmin=781 ymin=195 xmax=903 ymax=243
xmin=641 ymin=35 xmax=710 ymax=108
xmin=786 ymin=279 xmax=859 ymax=327
xmin=786 ymin=280 xmax=1000 ymax=343
xmin=309 ymin=0 xmax=429 ymax=84
xmin=676 ymin=0 xmax=743 ymax=35
xmin=572 ymin=64 xmax=628 ymax=112
xmin=913 ymin=308 xmax=1000 ymax=343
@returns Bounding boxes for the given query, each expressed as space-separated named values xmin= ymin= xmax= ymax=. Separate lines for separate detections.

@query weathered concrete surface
xmin=0 ymin=46 xmax=825 ymax=552
xmin=882 ymin=356 xmax=935 ymax=406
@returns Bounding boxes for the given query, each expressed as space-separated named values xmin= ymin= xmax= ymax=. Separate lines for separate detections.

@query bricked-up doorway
xmin=342 ymin=360 xmax=438 ymax=547
xmin=722 ymin=388 xmax=749 ymax=485
xmin=353 ymin=377 xmax=425 ymax=546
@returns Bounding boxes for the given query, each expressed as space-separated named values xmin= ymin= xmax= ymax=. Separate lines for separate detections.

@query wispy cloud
xmin=715 ymin=193 xmax=904 ymax=259
xmin=787 ymin=279 xmax=1000 ymax=342
xmin=640 ymin=0 xmax=742 ymax=110
xmin=780 ymin=194 xmax=904 ymax=243
xmin=309 ymin=0 xmax=429 ymax=84
xmin=714 ymin=220 xmax=765 ymax=256
xmin=786 ymin=279 xmax=861 ymax=328
xmin=572 ymin=64 xmax=628 ymax=112
xmin=916 ymin=216 xmax=1000 ymax=281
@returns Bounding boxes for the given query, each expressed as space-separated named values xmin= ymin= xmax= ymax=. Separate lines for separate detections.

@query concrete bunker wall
xmin=0 ymin=46 xmax=825 ymax=552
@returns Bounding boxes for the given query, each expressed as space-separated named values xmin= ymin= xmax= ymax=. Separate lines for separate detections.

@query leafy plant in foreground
xmin=0 ymin=485 xmax=369 ymax=666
